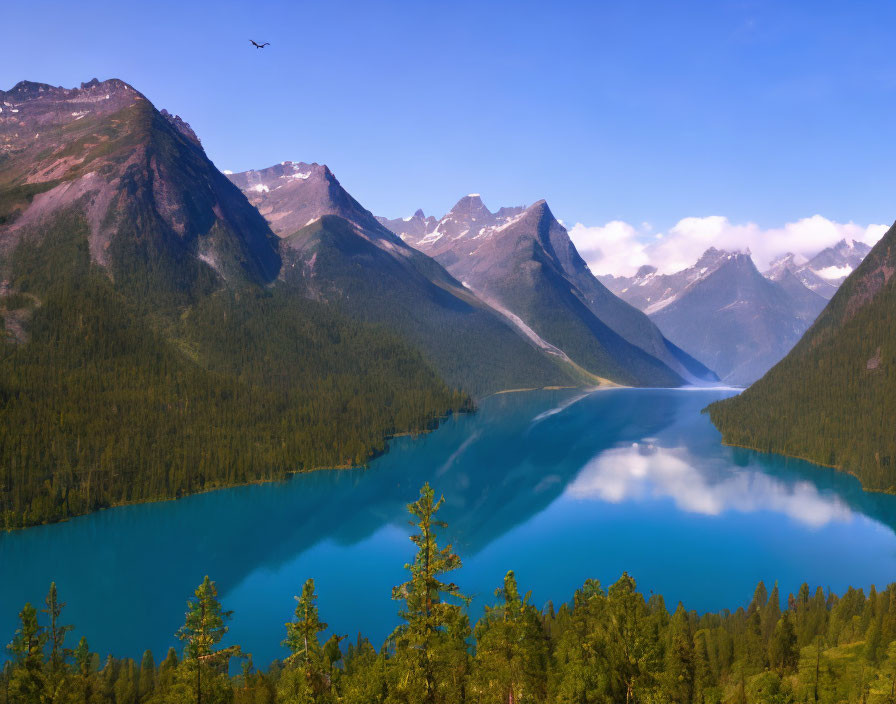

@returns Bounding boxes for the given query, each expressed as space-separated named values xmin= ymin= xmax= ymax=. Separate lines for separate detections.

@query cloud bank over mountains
xmin=570 ymin=215 xmax=889 ymax=277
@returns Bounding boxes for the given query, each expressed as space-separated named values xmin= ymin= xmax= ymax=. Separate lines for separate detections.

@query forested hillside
xmin=4 ymin=485 xmax=896 ymax=704
xmin=707 ymin=222 xmax=896 ymax=490
xmin=0 ymin=80 xmax=469 ymax=529
xmin=0 ymin=214 xmax=469 ymax=529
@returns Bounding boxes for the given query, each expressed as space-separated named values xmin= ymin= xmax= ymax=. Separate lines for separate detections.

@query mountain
xmin=707 ymin=222 xmax=896 ymax=491
xmin=385 ymin=195 xmax=717 ymax=386
xmin=599 ymin=252 xmax=733 ymax=315
xmin=376 ymin=208 xmax=437 ymax=241
xmin=602 ymin=248 xmax=826 ymax=385
xmin=0 ymin=78 xmax=470 ymax=528
xmin=226 ymin=165 xmax=582 ymax=394
xmin=0 ymin=79 xmax=281 ymax=291
xmin=766 ymin=265 xmax=829 ymax=322
xmin=764 ymin=239 xmax=873 ymax=299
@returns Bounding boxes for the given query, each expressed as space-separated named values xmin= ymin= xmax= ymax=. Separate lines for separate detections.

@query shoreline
xmin=715 ymin=438 xmax=896 ymax=496
xmin=2 ymin=406 xmax=470 ymax=534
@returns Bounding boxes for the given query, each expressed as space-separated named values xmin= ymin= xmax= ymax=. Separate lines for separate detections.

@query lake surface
xmin=4 ymin=387 xmax=896 ymax=667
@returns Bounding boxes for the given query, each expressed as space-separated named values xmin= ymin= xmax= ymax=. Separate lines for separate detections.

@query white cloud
xmin=570 ymin=214 xmax=889 ymax=277
xmin=566 ymin=444 xmax=852 ymax=528
xmin=568 ymin=221 xmax=651 ymax=277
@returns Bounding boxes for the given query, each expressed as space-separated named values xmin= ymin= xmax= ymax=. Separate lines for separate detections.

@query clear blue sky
xmin=3 ymin=0 xmax=895 ymax=229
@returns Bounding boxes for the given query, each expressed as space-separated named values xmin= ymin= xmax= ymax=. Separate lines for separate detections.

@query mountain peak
xmin=695 ymin=247 xmax=752 ymax=270
xmin=227 ymin=161 xmax=407 ymax=251
xmin=448 ymin=193 xmax=490 ymax=214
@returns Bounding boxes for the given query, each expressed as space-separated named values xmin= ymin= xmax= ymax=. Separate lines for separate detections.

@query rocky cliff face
xmin=0 ymin=78 xmax=280 ymax=293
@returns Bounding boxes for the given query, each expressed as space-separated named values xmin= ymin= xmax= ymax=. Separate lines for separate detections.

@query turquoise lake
xmin=4 ymin=387 xmax=896 ymax=667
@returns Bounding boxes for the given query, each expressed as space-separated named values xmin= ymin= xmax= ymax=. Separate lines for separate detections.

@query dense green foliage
xmin=5 ymin=485 xmax=896 ymax=704
xmin=0 ymin=216 xmax=470 ymax=529
xmin=707 ymin=224 xmax=896 ymax=491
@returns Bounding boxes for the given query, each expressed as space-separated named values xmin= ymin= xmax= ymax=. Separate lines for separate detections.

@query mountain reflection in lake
xmin=3 ymin=387 xmax=896 ymax=668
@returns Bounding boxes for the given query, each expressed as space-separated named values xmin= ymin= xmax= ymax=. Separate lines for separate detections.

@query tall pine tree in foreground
xmin=42 ymin=582 xmax=74 ymax=704
xmin=390 ymin=483 xmax=470 ymax=704
xmin=6 ymin=602 xmax=47 ymax=702
xmin=176 ymin=575 xmax=240 ymax=704
xmin=279 ymin=577 xmax=333 ymax=703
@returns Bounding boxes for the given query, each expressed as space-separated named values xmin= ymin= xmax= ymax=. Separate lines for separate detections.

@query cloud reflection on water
xmin=567 ymin=443 xmax=853 ymax=528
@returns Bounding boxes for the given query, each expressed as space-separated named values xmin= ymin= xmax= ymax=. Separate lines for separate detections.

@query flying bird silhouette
xmin=250 ymin=40 xmax=270 ymax=49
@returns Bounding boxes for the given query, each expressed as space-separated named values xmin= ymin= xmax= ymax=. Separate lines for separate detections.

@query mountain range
xmin=599 ymin=248 xmax=828 ymax=385
xmin=764 ymin=239 xmax=872 ymax=299
xmin=0 ymin=78 xmax=471 ymax=527
xmin=3 ymin=75 xmax=882 ymax=527
xmin=225 ymin=162 xmax=600 ymax=394
xmin=0 ymin=76 xmax=721 ymax=527
xmin=379 ymin=195 xmax=716 ymax=386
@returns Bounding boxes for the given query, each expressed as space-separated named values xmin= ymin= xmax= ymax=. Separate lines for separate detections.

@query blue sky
xmin=2 ymin=0 xmax=895 ymax=269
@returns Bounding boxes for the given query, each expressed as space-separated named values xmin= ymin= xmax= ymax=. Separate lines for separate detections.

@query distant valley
xmin=598 ymin=240 xmax=869 ymax=384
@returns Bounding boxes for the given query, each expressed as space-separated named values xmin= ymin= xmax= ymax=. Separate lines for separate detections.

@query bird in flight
xmin=250 ymin=40 xmax=270 ymax=49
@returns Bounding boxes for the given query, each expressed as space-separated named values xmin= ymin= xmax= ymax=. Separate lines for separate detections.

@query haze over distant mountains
xmin=381 ymin=196 xmax=875 ymax=387
xmin=598 ymin=238 xmax=871 ymax=384
xmin=569 ymin=215 xmax=886 ymax=285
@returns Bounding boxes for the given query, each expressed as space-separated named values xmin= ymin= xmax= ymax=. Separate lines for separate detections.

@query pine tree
xmin=663 ymin=604 xmax=695 ymax=704
xmin=341 ymin=636 xmax=388 ymax=704
xmin=138 ymin=649 xmax=156 ymax=701
xmin=176 ymin=575 xmax=234 ymax=704
xmin=761 ymin=582 xmax=782 ymax=642
xmin=866 ymin=618 xmax=885 ymax=665
xmin=389 ymin=483 xmax=470 ymax=704
xmin=548 ymin=580 xmax=610 ymax=704
xmin=73 ymin=637 xmax=97 ymax=703
xmin=768 ymin=611 xmax=798 ymax=673
xmin=42 ymin=582 xmax=74 ymax=703
xmin=156 ymin=647 xmax=181 ymax=698
xmin=6 ymin=602 xmax=47 ymax=703
xmin=472 ymin=570 xmax=547 ymax=703
xmin=606 ymin=573 xmax=660 ymax=704
xmin=280 ymin=578 xmax=331 ymax=703
xmin=692 ymin=629 xmax=714 ymax=704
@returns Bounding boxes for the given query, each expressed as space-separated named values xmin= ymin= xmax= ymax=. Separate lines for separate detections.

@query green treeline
xmin=0 ymin=216 xmax=470 ymax=529
xmin=5 ymin=484 xmax=896 ymax=704
xmin=706 ymin=224 xmax=895 ymax=492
